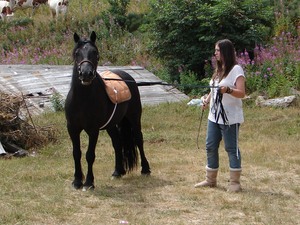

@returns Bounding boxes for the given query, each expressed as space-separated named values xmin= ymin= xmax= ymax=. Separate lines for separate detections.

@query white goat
xmin=10 ymin=0 xmax=68 ymax=19
xmin=48 ymin=0 xmax=68 ymax=19
xmin=0 ymin=0 xmax=14 ymax=20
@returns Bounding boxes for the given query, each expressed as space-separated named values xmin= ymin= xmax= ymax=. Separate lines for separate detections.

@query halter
xmin=77 ymin=59 xmax=97 ymax=82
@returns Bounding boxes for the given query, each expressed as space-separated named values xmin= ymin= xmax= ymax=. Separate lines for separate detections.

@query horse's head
xmin=73 ymin=31 xmax=100 ymax=86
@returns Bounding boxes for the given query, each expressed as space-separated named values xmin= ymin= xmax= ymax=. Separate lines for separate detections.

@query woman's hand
xmin=219 ymin=76 xmax=245 ymax=98
xmin=201 ymin=94 xmax=210 ymax=110
xmin=219 ymin=86 xmax=228 ymax=94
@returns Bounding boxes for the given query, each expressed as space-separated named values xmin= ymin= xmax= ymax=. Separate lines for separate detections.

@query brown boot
xmin=194 ymin=167 xmax=218 ymax=188
xmin=228 ymin=169 xmax=242 ymax=192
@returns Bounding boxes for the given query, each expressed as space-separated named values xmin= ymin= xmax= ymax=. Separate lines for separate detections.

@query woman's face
xmin=214 ymin=44 xmax=221 ymax=61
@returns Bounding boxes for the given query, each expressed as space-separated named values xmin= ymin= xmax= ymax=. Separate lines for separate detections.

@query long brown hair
xmin=212 ymin=39 xmax=237 ymax=81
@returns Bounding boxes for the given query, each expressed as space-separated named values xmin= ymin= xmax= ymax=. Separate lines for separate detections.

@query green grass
xmin=0 ymin=102 xmax=299 ymax=225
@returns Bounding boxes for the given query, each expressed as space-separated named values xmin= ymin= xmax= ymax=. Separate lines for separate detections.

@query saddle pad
xmin=100 ymin=71 xmax=132 ymax=104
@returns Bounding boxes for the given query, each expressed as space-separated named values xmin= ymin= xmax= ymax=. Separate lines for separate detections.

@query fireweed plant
xmin=237 ymin=32 xmax=300 ymax=98
xmin=0 ymin=46 xmax=68 ymax=65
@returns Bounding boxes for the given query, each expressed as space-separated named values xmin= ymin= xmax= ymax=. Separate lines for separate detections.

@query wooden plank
xmin=0 ymin=65 xmax=189 ymax=114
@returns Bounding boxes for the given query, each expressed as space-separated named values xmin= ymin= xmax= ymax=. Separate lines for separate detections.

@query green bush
xmin=148 ymin=0 xmax=274 ymax=81
xmin=179 ymin=71 xmax=211 ymax=97
xmin=50 ymin=92 xmax=65 ymax=112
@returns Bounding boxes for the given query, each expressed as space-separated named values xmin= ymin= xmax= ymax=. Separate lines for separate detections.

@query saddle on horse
xmin=100 ymin=71 xmax=132 ymax=104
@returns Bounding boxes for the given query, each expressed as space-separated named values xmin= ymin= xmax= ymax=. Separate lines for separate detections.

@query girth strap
xmin=99 ymin=102 xmax=117 ymax=130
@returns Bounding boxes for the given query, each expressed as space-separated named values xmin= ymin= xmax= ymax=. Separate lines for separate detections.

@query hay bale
xmin=0 ymin=91 xmax=57 ymax=151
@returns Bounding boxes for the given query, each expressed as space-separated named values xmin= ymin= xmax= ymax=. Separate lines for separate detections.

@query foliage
xmin=179 ymin=71 xmax=211 ymax=96
xmin=273 ymin=0 xmax=300 ymax=35
xmin=107 ymin=0 xmax=130 ymax=29
xmin=0 ymin=1 xmax=149 ymax=66
xmin=147 ymin=0 xmax=274 ymax=81
xmin=50 ymin=92 xmax=65 ymax=112
xmin=0 ymin=18 xmax=73 ymax=65
xmin=238 ymin=32 xmax=300 ymax=97
xmin=102 ymin=0 xmax=148 ymax=33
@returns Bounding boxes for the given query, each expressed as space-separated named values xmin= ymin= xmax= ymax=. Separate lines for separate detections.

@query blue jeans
xmin=205 ymin=120 xmax=241 ymax=169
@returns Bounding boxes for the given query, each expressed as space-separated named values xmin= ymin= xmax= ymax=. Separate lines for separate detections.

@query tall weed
xmin=238 ymin=32 xmax=300 ymax=97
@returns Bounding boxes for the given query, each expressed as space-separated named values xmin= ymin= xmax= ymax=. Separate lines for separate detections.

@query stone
xmin=256 ymin=95 xmax=296 ymax=107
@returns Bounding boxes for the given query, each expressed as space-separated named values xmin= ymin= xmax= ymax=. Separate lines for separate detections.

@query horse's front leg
xmin=83 ymin=130 xmax=99 ymax=191
xmin=68 ymin=127 xmax=84 ymax=189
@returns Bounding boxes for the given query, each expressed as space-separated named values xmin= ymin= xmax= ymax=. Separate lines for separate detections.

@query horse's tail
xmin=120 ymin=118 xmax=138 ymax=172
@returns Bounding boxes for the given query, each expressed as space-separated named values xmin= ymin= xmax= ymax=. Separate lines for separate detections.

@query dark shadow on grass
xmin=90 ymin=175 xmax=173 ymax=200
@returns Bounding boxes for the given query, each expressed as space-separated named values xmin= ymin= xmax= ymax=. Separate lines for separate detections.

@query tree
xmin=107 ymin=0 xmax=131 ymax=29
xmin=148 ymin=0 xmax=274 ymax=81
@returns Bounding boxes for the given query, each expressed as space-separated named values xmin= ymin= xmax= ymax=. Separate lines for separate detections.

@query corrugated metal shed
xmin=0 ymin=65 xmax=189 ymax=114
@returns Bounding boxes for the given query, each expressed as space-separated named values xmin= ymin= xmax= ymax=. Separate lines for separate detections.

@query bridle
xmin=76 ymin=59 xmax=98 ymax=82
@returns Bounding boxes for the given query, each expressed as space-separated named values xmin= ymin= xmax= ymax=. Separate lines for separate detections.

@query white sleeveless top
xmin=208 ymin=65 xmax=245 ymax=125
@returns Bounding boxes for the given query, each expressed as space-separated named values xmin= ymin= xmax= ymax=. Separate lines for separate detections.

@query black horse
xmin=65 ymin=31 xmax=151 ymax=191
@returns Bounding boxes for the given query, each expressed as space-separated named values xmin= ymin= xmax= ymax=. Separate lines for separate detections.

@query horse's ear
xmin=90 ymin=31 xmax=96 ymax=43
xmin=74 ymin=33 xmax=80 ymax=43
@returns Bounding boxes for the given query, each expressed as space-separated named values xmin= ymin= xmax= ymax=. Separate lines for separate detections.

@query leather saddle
xmin=99 ymin=71 xmax=132 ymax=104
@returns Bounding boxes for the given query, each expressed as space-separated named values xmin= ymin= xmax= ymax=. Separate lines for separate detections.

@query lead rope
xmin=196 ymin=108 xmax=205 ymax=149
xmin=99 ymin=87 xmax=118 ymax=129
xmin=213 ymin=90 xmax=229 ymax=125
xmin=236 ymin=124 xmax=240 ymax=160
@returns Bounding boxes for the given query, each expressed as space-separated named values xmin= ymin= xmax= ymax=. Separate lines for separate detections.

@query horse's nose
xmin=79 ymin=68 xmax=95 ymax=85
xmin=81 ymin=70 xmax=94 ymax=79
xmin=87 ymin=70 xmax=94 ymax=78
xmin=80 ymin=64 xmax=94 ymax=78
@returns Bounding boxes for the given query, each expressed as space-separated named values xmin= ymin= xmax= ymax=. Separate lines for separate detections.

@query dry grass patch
xmin=0 ymin=102 xmax=299 ymax=225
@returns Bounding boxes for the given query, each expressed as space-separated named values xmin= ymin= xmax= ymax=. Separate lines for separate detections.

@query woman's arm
xmin=219 ymin=76 xmax=245 ymax=98
xmin=201 ymin=92 xmax=211 ymax=110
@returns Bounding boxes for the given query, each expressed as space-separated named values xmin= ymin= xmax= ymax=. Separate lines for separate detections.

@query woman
xmin=194 ymin=39 xmax=246 ymax=192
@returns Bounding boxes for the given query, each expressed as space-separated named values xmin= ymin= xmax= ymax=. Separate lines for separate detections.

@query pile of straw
xmin=0 ymin=91 xmax=57 ymax=150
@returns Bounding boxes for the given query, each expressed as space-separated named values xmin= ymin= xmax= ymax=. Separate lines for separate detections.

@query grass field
xmin=0 ymin=101 xmax=299 ymax=225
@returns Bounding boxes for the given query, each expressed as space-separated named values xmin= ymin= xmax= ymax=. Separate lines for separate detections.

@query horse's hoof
xmin=141 ymin=172 xmax=151 ymax=176
xmin=141 ymin=169 xmax=151 ymax=176
xmin=111 ymin=170 xmax=125 ymax=179
xmin=111 ymin=175 xmax=122 ymax=180
xmin=82 ymin=185 xmax=95 ymax=192
xmin=72 ymin=181 xmax=83 ymax=190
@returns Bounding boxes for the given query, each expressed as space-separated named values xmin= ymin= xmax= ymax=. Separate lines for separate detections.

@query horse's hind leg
xmin=129 ymin=118 xmax=151 ymax=175
xmin=135 ymin=129 xmax=151 ymax=175
xmin=107 ymin=127 xmax=126 ymax=178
